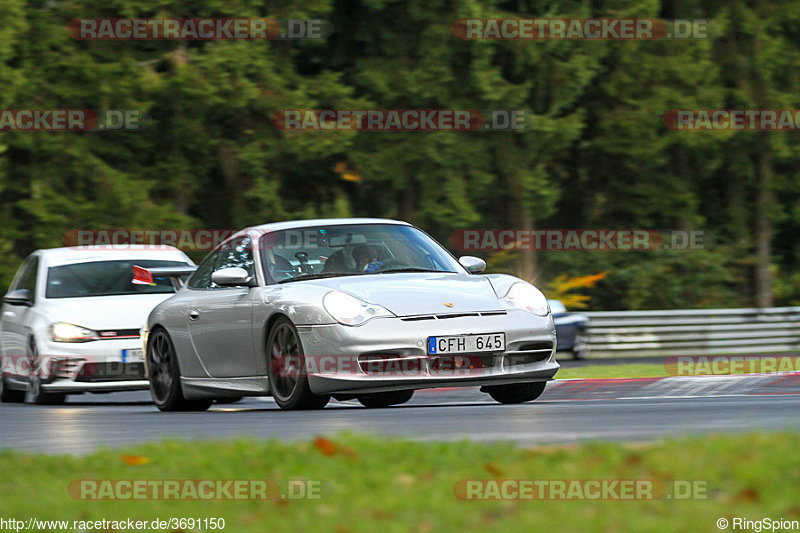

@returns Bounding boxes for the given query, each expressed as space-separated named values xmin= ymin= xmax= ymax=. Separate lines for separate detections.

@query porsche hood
xmin=311 ymin=272 xmax=504 ymax=317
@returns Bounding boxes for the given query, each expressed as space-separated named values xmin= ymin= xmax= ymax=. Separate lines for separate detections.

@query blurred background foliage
xmin=547 ymin=272 xmax=607 ymax=310
xmin=1 ymin=0 xmax=799 ymax=309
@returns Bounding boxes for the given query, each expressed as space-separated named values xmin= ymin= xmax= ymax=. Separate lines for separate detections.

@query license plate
xmin=427 ymin=333 xmax=505 ymax=355
xmin=121 ymin=348 xmax=143 ymax=363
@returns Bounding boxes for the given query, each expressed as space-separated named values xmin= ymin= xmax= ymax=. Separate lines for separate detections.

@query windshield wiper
xmin=276 ymin=273 xmax=350 ymax=284
xmin=277 ymin=268 xmax=450 ymax=282
xmin=376 ymin=268 xmax=448 ymax=274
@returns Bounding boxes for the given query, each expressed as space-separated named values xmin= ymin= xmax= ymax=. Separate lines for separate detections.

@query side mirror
xmin=458 ymin=256 xmax=486 ymax=274
xmin=211 ymin=267 xmax=255 ymax=287
xmin=3 ymin=289 xmax=32 ymax=306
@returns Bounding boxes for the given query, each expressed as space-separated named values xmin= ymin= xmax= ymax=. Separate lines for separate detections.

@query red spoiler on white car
xmin=132 ymin=265 xmax=198 ymax=287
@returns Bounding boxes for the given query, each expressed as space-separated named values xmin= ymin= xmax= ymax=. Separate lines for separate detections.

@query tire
xmin=267 ymin=317 xmax=329 ymax=410
xmin=0 ymin=376 xmax=25 ymax=403
xmin=357 ymin=389 xmax=414 ymax=408
xmin=485 ymin=382 xmax=547 ymax=404
xmin=26 ymin=338 xmax=66 ymax=405
xmin=147 ymin=328 xmax=212 ymax=412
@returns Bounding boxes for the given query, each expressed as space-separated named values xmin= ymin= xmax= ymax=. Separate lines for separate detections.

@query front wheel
xmin=357 ymin=389 xmax=414 ymax=408
xmin=267 ymin=317 xmax=329 ymax=410
xmin=484 ymin=382 xmax=547 ymax=404
xmin=0 ymin=376 xmax=25 ymax=403
xmin=27 ymin=339 xmax=65 ymax=405
xmin=147 ymin=329 xmax=211 ymax=412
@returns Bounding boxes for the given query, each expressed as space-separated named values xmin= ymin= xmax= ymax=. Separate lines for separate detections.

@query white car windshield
xmin=46 ymin=260 xmax=191 ymax=298
xmin=259 ymin=224 xmax=462 ymax=283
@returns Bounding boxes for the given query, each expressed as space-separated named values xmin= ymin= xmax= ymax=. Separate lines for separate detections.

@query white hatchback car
xmin=0 ymin=246 xmax=194 ymax=404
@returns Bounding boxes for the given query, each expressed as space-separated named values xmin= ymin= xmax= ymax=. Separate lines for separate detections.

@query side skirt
xmin=181 ymin=376 xmax=270 ymax=400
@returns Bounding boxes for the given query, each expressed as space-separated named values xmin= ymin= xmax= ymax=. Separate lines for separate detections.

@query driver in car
xmin=353 ymin=244 xmax=382 ymax=272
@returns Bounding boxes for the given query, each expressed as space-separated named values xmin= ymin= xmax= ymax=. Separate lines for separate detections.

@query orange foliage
xmin=547 ymin=272 xmax=608 ymax=309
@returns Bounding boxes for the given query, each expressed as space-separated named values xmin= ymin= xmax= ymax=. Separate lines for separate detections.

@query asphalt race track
xmin=2 ymin=373 xmax=799 ymax=454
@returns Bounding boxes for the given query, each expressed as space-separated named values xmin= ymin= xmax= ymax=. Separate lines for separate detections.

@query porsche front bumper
xmin=298 ymin=310 xmax=559 ymax=395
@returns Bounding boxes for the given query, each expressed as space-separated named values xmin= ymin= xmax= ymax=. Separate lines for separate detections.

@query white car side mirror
xmin=3 ymin=289 xmax=32 ymax=306
xmin=211 ymin=267 xmax=255 ymax=287
xmin=458 ymin=256 xmax=486 ymax=274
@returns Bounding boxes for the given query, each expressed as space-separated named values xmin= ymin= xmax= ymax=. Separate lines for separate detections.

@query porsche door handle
xmin=189 ymin=310 xmax=200 ymax=321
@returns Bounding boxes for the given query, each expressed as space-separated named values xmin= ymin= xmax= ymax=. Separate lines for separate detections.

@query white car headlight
xmin=50 ymin=322 xmax=97 ymax=343
xmin=323 ymin=291 xmax=394 ymax=326
xmin=140 ymin=324 xmax=149 ymax=352
xmin=502 ymin=282 xmax=550 ymax=316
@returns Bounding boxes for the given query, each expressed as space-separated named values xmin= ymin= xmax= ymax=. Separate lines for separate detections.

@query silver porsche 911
xmin=140 ymin=218 xmax=558 ymax=411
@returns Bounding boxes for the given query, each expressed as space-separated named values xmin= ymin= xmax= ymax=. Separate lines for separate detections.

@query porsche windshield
xmin=259 ymin=224 xmax=462 ymax=283
xmin=46 ymin=259 xmax=190 ymax=298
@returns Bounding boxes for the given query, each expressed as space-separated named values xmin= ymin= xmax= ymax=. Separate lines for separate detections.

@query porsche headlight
xmin=323 ymin=291 xmax=394 ymax=326
xmin=502 ymin=283 xmax=550 ymax=316
xmin=50 ymin=322 xmax=97 ymax=342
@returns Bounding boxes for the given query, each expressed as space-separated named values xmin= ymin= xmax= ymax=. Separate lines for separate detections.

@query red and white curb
xmin=541 ymin=373 xmax=800 ymax=401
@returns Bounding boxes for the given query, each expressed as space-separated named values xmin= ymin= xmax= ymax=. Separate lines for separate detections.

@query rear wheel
xmin=147 ymin=329 xmax=211 ymax=412
xmin=485 ymin=382 xmax=547 ymax=404
xmin=27 ymin=338 xmax=65 ymax=405
xmin=357 ymin=390 xmax=414 ymax=408
xmin=267 ymin=317 xmax=329 ymax=410
xmin=0 ymin=376 xmax=25 ymax=403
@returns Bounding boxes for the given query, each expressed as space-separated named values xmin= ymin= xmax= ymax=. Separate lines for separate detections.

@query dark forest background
xmin=2 ymin=0 xmax=799 ymax=310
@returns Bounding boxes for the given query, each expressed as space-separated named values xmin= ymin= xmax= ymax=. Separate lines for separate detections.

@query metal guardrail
xmin=581 ymin=307 xmax=800 ymax=358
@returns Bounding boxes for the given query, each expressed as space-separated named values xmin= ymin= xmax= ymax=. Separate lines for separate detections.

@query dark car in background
xmin=550 ymin=300 xmax=590 ymax=360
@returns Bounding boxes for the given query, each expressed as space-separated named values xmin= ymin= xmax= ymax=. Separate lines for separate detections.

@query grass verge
xmin=555 ymin=363 xmax=668 ymax=379
xmin=1 ymin=433 xmax=799 ymax=532
xmin=555 ymin=361 xmax=800 ymax=380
